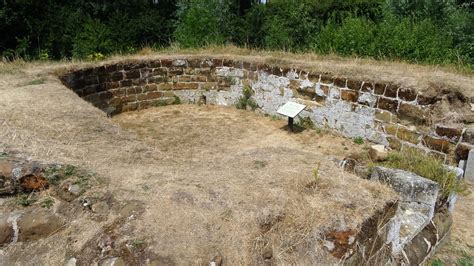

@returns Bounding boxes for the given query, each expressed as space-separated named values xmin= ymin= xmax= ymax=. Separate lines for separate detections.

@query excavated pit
xmin=0 ymin=57 xmax=470 ymax=264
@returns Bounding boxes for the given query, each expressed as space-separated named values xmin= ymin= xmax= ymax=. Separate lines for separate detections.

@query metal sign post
xmin=277 ymin=102 xmax=306 ymax=132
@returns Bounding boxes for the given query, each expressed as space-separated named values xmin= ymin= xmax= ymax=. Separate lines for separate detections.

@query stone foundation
xmin=60 ymin=58 xmax=472 ymax=164
xmin=55 ymin=58 xmax=470 ymax=263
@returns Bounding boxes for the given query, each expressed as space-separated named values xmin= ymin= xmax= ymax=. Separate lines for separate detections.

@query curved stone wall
xmin=60 ymin=58 xmax=472 ymax=163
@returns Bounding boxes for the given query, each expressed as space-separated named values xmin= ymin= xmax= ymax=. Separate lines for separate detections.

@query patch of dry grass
xmin=2 ymin=45 xmax=474 ymax=98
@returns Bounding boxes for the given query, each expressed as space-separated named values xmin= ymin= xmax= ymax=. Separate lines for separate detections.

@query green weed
xmin=44 ymin=165 xmax=77 ymax=185
xmin=40 ymin=197 xmax=55 ymax=209
xmin=16 ymin=193 xmax=37 ymax=207
xmin=236 ymin=85 xmax=258 ymax=110
xmin=296 ymin=116 xmax=314 ymax=129
xmin=354 ymin=136 xmax=364 ymax=145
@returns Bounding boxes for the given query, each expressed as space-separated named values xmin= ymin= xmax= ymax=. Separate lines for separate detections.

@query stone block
xmin=398 ymin=103 xmax=430 ymax=124
xmin=123 ymin=94 xmax=137 ymax=102
xmin=243 ymin=61 xmax=256 ymax=71
xmin=370 ymin=167 xmax=438 ymax=212
xmin=125 ymin=70 xmax=140 ymax=80
xmin=320 ymin=74 xmax=332 ymax=84
xmin=398 ymin=87 xmax=417 ymax=102
xmin=257 ymin=64 xmax=272 ymax=73
xmin=106 ymin=82 xmax=119 ymax=90
xmin=144 ymin=84 xmax=157 ymax=92
xmin=160 ymin=59 xmax=173 ymax=67
xmin=397 ymin=126 xmax=420 ymax=144
xmin=200 ymin=82 xmax=218 ymax=90
xmin=383 ymin=123 xmax=398 ymax=136
xmin=172 ymin=59 xmax=187 ymax=67
xmin=109 ymin=71 xmax=124 ymax=82
xmin=328 ymin=86 xmax=340 ymax=99
xmin=387 ymin=136 xmax=402 ymax=150
xmin=455 ymin=142 xmax=474 ymax=161
xmin=358 ymin=92 xmax=378 ymax=107
xmin=375 ymin=109 xmax=392 ymax=123
xmin=18 ymin=211 xmax=64 ymax=242
xmin=423 ymin=135 xmax=454 ymax=154
xmin=272 ymin=67 xmax=284 ymax=76
xmin=0 ymin=215 xmax=13 ymax=245
xmin=374 ymin=83 xmax=386 ymax=95
xmin=378 ymin=97 xmax=399 ymax=112
xmin=435 ymin=124 xmax=463 ymax=142
xmin=417 ymin=93 xmax=436 ymax=105
xmin=168 ymin=67 xmax=184 ymax=76
xmin=346 ymin=79 xmax=362 ymax=91
xmin=361 ymin=81 xmax=373 ymax=92
xmin=333 ymin=77 xmax=346 ymax=88
xmin=152 ymin=68 xmax=167 ymax=76
xmin=463 ymin=128 xmax=474 ymax=144
xmin=173 ymin=82 xmax=199 ymax=90
xmin=369 ymin=145 xmax=388 ymax=161
xmin=384 ymin=84 xmax=398 ymax=98
xmin=139 ymin=68 xmax=152 ymax=78
xmin=119 ymin=79 xmax=132 ymax=87
xmin=149 ymin=60 xmax=161 ymax=68
xmin=131 ymin=78 xmax=147 ymax=86
xmin=146 ymin=91 xmax=162 ymax=100
xmin=340 ymin=89 xmax=359 ymax=102
xmin=465 ymin=150 xmax=474 ymax=181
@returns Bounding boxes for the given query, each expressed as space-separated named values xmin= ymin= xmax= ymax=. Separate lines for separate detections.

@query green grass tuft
xmin=354 ymin=136 xmax=364 ymax=145
xmin=236 ymin=85 xmax=257 ymax=110
xmin=16 ymin=193 xmax=37 ymax=207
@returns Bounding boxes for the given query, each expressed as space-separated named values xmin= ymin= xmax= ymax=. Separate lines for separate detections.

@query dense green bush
xmin=72 ymin=18 xmax=114 ymax=59
xmin=313 ymin=17 xmax=376 ymax=56
xmin=174 ymin=0 xmax=227 ymax=47
xmin=0 ymin=0 xmax=472 ymax=68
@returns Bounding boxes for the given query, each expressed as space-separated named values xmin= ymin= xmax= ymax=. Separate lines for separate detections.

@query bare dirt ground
xmin=0 ymin=66 xmax=395 ymax=264
xmin=433 ymin=182 xmax=474 ymax=264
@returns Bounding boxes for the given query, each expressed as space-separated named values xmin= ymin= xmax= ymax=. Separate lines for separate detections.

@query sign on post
xmin=277 ymin=101 xmax=306 ymax=132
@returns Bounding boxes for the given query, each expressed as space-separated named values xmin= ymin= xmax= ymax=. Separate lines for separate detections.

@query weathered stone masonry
xmin=60 ymin=58 xmax=473 ymax=163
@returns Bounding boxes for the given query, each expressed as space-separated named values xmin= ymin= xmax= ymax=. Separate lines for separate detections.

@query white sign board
xmin=277 ymin=102 xmax=306 ymax=118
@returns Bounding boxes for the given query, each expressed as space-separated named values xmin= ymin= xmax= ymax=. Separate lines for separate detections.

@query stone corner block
xmin=370 ymin=167 xmax=439 ymax=206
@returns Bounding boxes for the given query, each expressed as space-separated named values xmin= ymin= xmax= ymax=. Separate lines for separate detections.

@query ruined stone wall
xmin=60 ymin=58 xmax=472 ymax=163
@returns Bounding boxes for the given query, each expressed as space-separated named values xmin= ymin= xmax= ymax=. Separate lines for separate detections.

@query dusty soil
xmin=0 ymin=63 xmax=395 ymax=265
xmin=433 ymin=182 xmax=474 ymax=264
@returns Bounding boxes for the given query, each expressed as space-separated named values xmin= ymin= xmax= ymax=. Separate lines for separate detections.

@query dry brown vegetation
xmin=0 ymin=57 xmax=397 ymax=263
xmin=0 ymin=50 xmax=472 ymax=264
xmin=2 ymin=45 xmax=473 ymax=98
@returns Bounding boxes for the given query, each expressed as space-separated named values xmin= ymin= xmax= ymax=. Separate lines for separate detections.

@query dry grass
xmin=11 ymin=48 xmax=474 ymax=264
xmin=0 ymin=59 xmax=397 ymax=265
xmin=2 ymin=45 xmax=473 ymax=98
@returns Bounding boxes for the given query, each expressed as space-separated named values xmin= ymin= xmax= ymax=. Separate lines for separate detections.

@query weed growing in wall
xmin=236 ymin=86 xmax=258 ymax=110
xmin=354 ymin=137 xmax=364 ymax=145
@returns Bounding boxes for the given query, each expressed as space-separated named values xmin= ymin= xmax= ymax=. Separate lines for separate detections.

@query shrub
xmin=236 ymin=86 xmax=257 ymax=110
xmin=375 ymin=16 xmax=457 ymax=64
xmin=174 ymin=0 xmax=232 ymax=47
xmin=313 ymin=17 xmax=376 ymax=56
xmin=262 ymin=1 xmax=319 ymax=50
xmin=16 ymin=193 xmax=37 ymax=207
xmin=378 ymin=149 xmax=462 ymax=197
xmin=354 ymin=136 xmax=365 ymax=145
xmin=72 ymin=18 xmax=114 ymax=59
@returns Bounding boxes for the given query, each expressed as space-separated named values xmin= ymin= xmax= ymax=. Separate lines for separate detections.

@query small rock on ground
xmin=17 ymin=211 xmax=63 ymax=242
xmin=0 ymin=215 xmax=13 ymax=245
xmin=369 ymin=145 xmax=388 ymax=162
